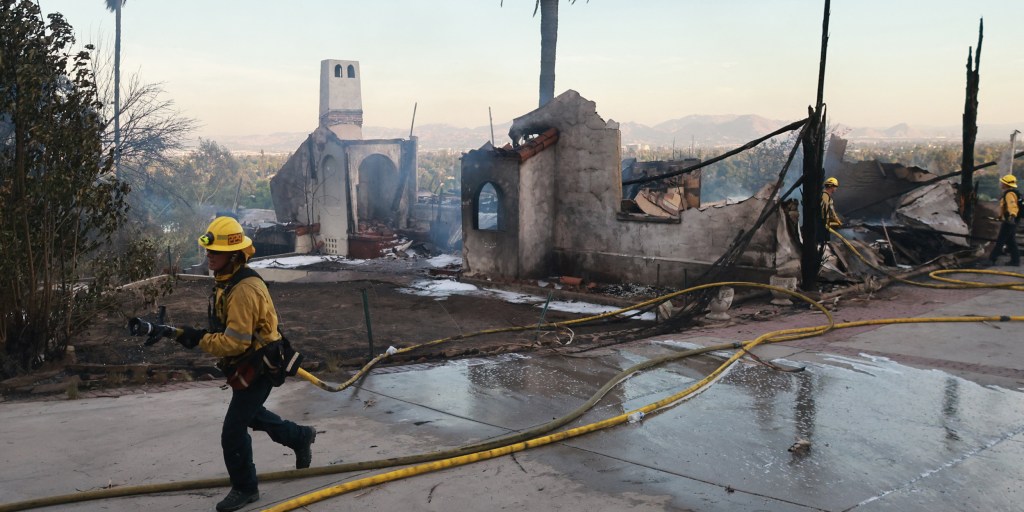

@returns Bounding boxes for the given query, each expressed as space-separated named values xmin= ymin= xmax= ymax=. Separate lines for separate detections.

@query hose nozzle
xmin=127 ymin=317 xmax=177 ymax=346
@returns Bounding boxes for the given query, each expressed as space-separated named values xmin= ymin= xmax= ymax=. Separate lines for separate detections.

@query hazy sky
xmin=39 ymin=0 xmax=1024 ymax=139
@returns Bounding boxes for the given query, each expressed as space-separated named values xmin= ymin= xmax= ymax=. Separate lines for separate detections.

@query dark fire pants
xmin=222 ymin=375 xmax=305 ymax=492
xmin=989 ymin=221 xmax=1020 ymax=265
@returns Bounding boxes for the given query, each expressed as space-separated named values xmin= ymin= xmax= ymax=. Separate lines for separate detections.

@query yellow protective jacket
xmin=200 ymin=266 xmax=281 ymax=360
xmin=1000 ymin=189 xmax=1020 ymax=221
xmin=821 ymin=191 xmax=842 ymax=228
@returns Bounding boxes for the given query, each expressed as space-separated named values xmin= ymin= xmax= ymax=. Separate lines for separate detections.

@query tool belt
xmin=220 ymin=335 xmax=303 ymax=390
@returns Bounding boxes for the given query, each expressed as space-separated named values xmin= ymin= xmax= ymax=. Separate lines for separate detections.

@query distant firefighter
xmin=988 ymin=174 xmax=1020 ymax=266
xmin=817 ymin=177 xmax=842 ymax=263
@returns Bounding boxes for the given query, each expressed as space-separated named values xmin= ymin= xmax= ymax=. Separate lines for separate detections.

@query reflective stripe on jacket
xmin=200 ymin=269 xmax=281 ymax=358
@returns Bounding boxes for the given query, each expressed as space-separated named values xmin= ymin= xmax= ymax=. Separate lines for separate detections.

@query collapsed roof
xmin=822 ymin=134 xmax=979 ymax=278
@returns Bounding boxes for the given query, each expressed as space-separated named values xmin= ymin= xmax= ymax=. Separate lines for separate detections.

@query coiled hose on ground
xmin=260 ymin=263 xmax=1024 ymax=511
xmin=3 ymin=269 xmax=1023 ymax=511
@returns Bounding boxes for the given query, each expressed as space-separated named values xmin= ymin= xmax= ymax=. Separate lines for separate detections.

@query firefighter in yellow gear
xmin=821 ymin=177 xmax=842 ymax=232
xmin=988 ymin=174 xmax=1020 ymax=266
xmin=177 ymin=216 xmax=316 ymax=512
xmin=816 ymin=177 xmax=843 ymax=266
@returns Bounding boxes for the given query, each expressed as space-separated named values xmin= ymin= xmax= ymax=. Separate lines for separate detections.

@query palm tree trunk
xmin=538 ymin=0 xmax=558 ymax=107
xmin=114 ymin=2 xmax=121 ymax=178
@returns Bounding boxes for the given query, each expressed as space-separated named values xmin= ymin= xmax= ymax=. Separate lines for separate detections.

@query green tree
xmin=1 ymin=0 xmax=129 ymax=375
xmin=170 ymin=138 xmax=243 ymax=208
xmin=417 ymin=149 xmax=460 ymax=194
xmin=247 ymin=178 xmax=273 ymax=209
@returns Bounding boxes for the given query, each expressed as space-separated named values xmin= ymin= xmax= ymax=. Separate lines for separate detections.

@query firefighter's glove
xmin=176 ymin=327 xmax=206 ymax=349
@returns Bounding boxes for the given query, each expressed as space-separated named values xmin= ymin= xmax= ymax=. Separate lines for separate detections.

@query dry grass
xmin=65 ymin=377 xmax=80 ymax=400
xmin=130 ymin=368 xmax=148 ymax=385
xmin=173 ymin=370 xmax=194 ymax=382
xmin=324 ymin=353 xmax=345 ymax=373
xmin=106 ymin=372 xmax=126 ymax=386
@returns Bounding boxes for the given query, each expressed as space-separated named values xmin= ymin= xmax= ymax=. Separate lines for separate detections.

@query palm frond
xmin=104 ymin=0 xmax=126 ymax=12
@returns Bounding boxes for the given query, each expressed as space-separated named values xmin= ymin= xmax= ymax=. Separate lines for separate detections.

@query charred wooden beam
xmin=800 ymin=0 xmax=831 ymax=291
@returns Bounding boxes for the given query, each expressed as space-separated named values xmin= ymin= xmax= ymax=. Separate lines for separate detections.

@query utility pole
xmin=1011 ymin=129 xmax=1020 ymax=180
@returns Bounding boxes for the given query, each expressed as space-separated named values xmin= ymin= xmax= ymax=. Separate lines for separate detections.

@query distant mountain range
xmin=209 ymin=115 xmax=1023 ymax=154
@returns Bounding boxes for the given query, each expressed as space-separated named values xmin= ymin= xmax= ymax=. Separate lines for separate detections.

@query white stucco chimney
xmin=319 ymin=59 xmax=363 ymax=140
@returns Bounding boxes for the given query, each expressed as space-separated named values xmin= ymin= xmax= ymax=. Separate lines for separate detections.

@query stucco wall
xmin=271 ymin=130 xmax=416 ymax=256
xmin=270 ymin=138 xmax=312 ymax=225
xmin=506 ymin=90 xmax=798 ymax=285
xmin=461 ymin=149 xmax=522 ymax=278
xmin=553 ymin=196 xmax=796 ymax=286
xmin=345 ymin=139 xmax=417 ymax=229
xmin=517 ymin=148 xmax=557 ymax=277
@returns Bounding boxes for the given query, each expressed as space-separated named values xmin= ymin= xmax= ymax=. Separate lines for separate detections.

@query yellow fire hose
xmin=262 ymin=241 xmax=1024 ymax=511
xmin=2 ymin=272 xmax=1022 ymax=511
xmin=260 ymin=292 xmax=1019 ymax=507
xmin=296 ymin=281 xmax=768 ymax=393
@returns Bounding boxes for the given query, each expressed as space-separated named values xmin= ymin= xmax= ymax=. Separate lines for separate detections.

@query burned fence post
xmin=960 ymin=19 xmax=983 ymax=240
xmin=360 ymin=288 xmax=375 ymax=358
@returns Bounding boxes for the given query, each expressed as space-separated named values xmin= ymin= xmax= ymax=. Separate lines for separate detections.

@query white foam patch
xmin=822 ymin=354 xmax=905 ymax=375
xmin=398 ymin=279 xmax=654 ymax=321
xmin=427 ymin=254 xmax=462 ymax=268
xmin=249 ymin=255 xmax=366 ymax=268
xmin=399 ymin=279 xmax=480 ymax=298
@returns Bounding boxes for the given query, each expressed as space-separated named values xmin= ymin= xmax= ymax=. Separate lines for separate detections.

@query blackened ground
xmin=1 ymin=273 xmax=657 ymax=400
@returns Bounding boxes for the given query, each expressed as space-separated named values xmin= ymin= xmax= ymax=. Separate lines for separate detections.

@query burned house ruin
xmin=821 ymin=134 xmax=997 ymax=274
xmin=270 ymin=60 xmax=417 ymax=258
xmin=461 ymin=90 xmax=801 ymax=287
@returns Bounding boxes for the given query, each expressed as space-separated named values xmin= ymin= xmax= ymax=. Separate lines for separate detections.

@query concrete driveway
xmin=2 ymin=269 xmax=1023 ymax=511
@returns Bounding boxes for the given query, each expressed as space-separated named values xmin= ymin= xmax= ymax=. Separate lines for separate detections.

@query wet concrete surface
xmin=1 ymin=274 xmax=1023 ymax=511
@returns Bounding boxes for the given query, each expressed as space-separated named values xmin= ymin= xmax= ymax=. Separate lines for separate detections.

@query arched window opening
xmin=334 ymin=64 xmax=342 ymax=78
xmin=476 ymin=182 xmax=501 ymax=231
xmin=347 ymin=64 xmax=356 ymax=78
xmin=357 ymin=154 xmax=400 ymax=223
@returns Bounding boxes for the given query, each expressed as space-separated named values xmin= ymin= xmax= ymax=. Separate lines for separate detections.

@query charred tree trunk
xmin=800 ymin=0 xmax=830 ymax=291
xmin=960 ymin=19 xmax=983 ymax=239
xmin=800 ymin=107 xmax=825 ymax=290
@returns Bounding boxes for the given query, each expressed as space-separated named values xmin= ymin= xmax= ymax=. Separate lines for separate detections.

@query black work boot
xmin=216 ymin=488 xmax=259 ymax=512
xmin=295 ymin=426 xmax=316 ymax=469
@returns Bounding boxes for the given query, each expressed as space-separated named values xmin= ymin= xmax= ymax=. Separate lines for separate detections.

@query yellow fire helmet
xmin=824 ymin=177 xmax=839 ymax=188
xmin=197 ymin=216 xmax=253 ymax=252
xmin=1000 ymin=174 xmax=1018 ymax=188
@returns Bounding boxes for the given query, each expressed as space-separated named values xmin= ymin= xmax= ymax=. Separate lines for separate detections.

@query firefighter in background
xmin=818 ymin=177 xmax=842 ymax=261
xmin=988 ymin=174 xmax=1020 ymax=266
xmin=176 ymin=216 xmax=316 ymax=512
